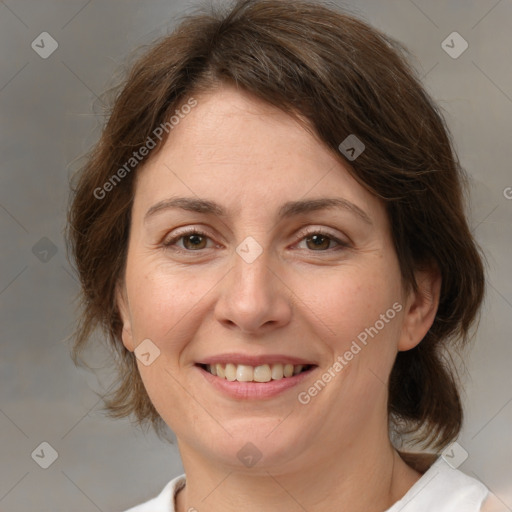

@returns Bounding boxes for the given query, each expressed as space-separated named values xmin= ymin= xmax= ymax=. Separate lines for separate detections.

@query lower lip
xmin=195 ymin=364 xmax=317 ymax=400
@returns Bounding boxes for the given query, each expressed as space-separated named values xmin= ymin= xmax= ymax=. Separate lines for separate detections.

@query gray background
xmin=1 ymin=0 xmax=511 ymax=510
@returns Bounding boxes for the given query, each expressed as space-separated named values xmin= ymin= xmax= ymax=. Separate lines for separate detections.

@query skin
xmin=116 ymin=83 xmax=441 ymax=512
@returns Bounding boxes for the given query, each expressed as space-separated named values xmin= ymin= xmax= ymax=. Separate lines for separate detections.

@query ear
xmin=115 ymin=281 xmax=135 ymax=352
xmin=398 ymin=266 xmax=442 ymax=352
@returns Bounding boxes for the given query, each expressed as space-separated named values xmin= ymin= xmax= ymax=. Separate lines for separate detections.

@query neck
xmin=175 ymin=431 xmax=422 ymax=512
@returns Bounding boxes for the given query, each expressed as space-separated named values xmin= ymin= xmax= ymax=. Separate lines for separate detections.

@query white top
xmin=123 ymin=456 xmax=489 ymax=512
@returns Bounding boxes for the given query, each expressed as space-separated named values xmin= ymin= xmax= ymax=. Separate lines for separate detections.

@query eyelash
xmin=161 ymin=227 xmax=350 ymax=254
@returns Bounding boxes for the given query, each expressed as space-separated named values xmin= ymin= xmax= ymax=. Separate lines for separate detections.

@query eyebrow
xmin=144 ymin=196 xmax=373 ymax=225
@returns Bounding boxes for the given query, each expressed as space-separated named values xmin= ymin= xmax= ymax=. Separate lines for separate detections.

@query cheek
xmin=290 ymin=258 xmax=403 ymax=380
xmin=125 ymin=264 xmax=215 ymax=414
xmin=298 ymin=263 xmax=400 ymax=336
xmin=124 ymin=261 xmax=213 ymax=352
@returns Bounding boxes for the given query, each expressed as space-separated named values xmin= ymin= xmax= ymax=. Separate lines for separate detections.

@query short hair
xmin=66 ymin=0 xmax=485 ymax=451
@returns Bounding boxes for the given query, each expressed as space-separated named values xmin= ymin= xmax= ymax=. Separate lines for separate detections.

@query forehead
xmin=132 ymin=85 xmax=386 ymax=226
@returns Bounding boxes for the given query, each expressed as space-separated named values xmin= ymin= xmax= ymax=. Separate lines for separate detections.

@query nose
xmin=214 ymin=245 xmax=293 ymax=335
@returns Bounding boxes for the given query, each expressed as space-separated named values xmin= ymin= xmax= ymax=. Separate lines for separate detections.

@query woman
xmin=66 ymin=0 xmax=490 ymax=510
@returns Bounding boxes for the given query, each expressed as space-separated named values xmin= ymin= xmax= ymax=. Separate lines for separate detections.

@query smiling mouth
xmin=196 ymin=363 xmax=315 ymax=383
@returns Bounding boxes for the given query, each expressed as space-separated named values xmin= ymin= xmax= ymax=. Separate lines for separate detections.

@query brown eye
xmin=182 ymin=233 xmax=208 ymax=250
xmin=162 ymin=229 xmax=214 ymax=252
xmin=305 ymin=234 xmax=332 ymax=251
xmin=297 ymin=230 xmax=348 ymax=252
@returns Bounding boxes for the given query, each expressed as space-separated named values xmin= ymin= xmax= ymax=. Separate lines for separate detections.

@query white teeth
xmin=283 ymin=364 xmax=294 ymax=377
xmin=204 ymin=362 xmax=310 ymax=382
xmin=253 ymin=364 xmax=271 ymax=382
xmin=236 ymin=364 xmax=254 ymax=382
xmin=225 ymin=363 xmax=236 ymax=381
xmin=271 ymin=364 xmax=284 ymax=380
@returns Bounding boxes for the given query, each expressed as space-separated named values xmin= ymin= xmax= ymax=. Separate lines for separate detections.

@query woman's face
xmin=116 ymin=84 xmax=434 ymax=473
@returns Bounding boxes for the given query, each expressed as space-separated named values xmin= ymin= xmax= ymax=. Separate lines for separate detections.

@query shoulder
xmin=387 ymin=455 xmax=489 ymax=512
xmin=122 ymin=474 xmax=186 ymax=512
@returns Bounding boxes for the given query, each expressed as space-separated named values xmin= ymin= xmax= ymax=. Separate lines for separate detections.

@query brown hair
xmin=66 ymin=0 xmax=485 ymax=451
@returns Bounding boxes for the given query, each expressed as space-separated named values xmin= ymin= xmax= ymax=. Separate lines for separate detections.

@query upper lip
xmin=196 ymin=353 xmax=317 ymax=367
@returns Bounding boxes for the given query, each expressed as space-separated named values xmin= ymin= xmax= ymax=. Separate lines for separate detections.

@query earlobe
xmin=398 ymin=267 xmax=442 ymax=352
xmin=115 ymin=282 xmax=134 ymax=352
